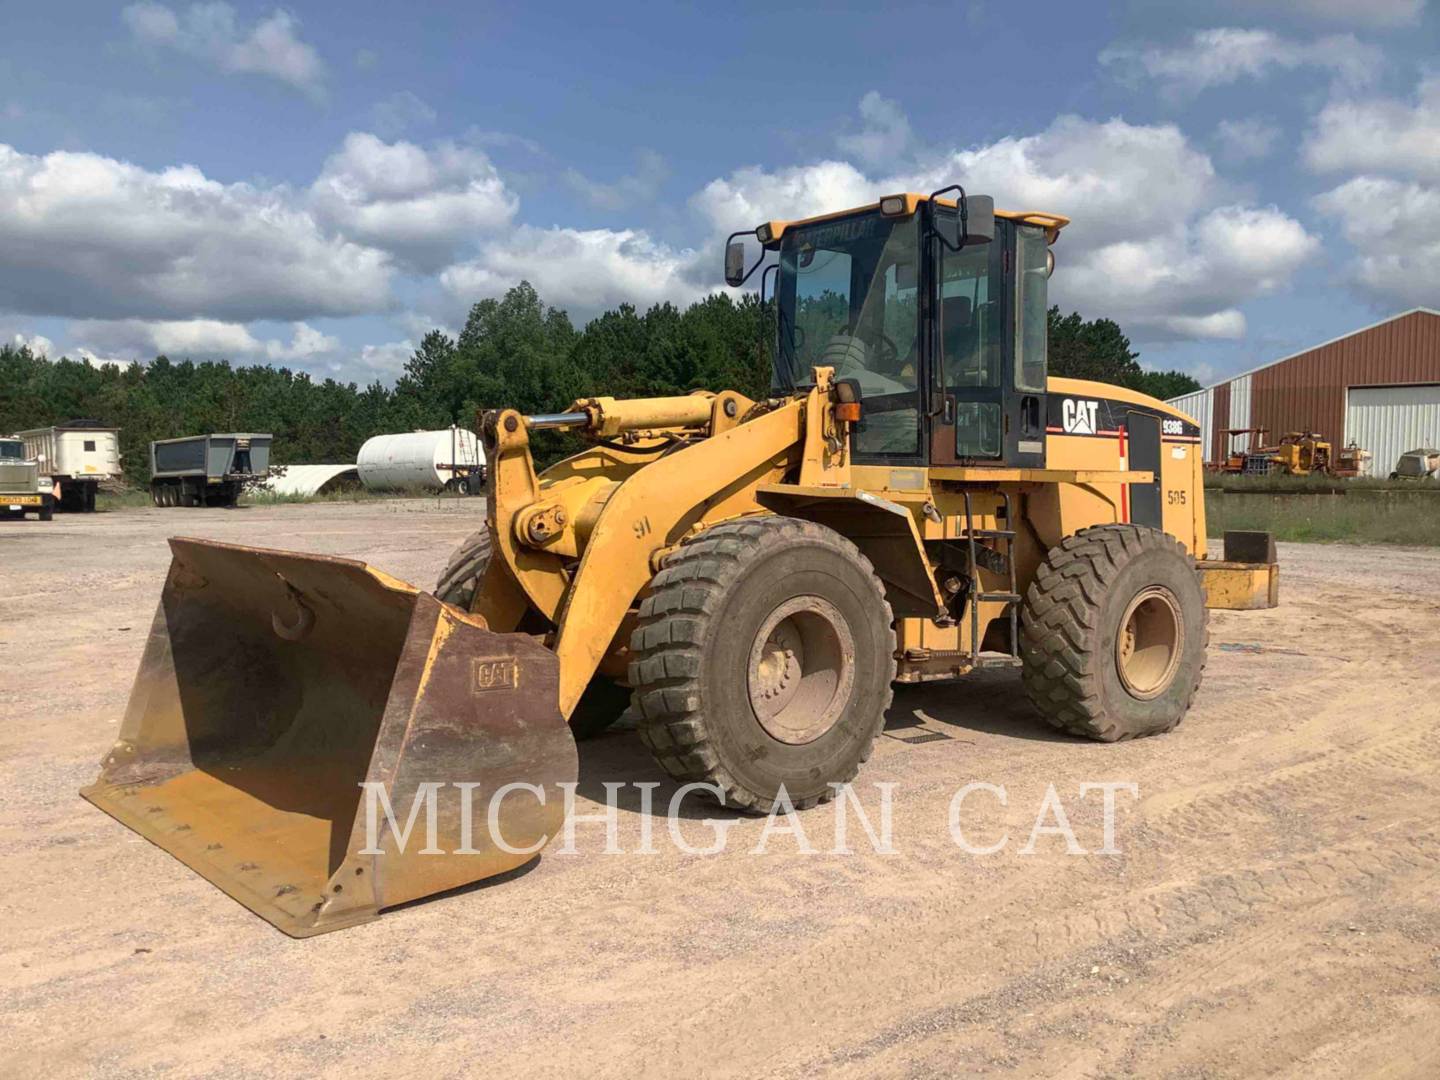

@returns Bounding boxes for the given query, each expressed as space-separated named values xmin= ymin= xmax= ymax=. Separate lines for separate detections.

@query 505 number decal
xmin=1166 ymin=490 xmax=1187 ymax=506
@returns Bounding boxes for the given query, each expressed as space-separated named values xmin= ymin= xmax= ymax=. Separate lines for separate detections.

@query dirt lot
xmin=2 ymin=501 xmax=1438 ymax=1078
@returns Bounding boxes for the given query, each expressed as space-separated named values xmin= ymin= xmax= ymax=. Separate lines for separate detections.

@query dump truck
xmin=87 ymin=189 xmax=1246 ymax=937
xmin=15 ymin=421 xmax=121 ymax=512
xmin=1 ymin=436 xmax=54 ymax=520
xmin=149 ymin=432 xmax=272 ymax=507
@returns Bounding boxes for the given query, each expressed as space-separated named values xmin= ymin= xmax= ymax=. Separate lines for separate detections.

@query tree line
xmin=0 ymin=282 xmax=1198 ymax=483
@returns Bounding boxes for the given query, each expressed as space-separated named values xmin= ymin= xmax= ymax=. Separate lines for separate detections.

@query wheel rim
xmin=746 ymin=595 xmax=855 ymax=745
xmin=1115 ymin=585 xmax=1185 ymax=700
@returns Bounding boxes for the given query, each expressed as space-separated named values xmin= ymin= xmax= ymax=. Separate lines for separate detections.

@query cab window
xmin=938 ymin=233 xmax=1003 ymax=458
xmin=776 ymin=213 xmax=922 ymax=459
xmin=1015 ymin=225 xmax=1048 ymax=393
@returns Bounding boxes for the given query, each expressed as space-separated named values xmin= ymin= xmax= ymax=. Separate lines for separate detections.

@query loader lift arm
xmin=484 ymin=389 xmax=820 ymax=717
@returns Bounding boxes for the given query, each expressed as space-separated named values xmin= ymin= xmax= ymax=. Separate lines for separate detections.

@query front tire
xmin=1020 ymin=525 xmax=1208 ymax=742
xmin=629 ymin=516 xmax=896 ymax=812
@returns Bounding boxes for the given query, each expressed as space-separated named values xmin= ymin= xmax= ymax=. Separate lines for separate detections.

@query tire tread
xmin=629 ymin=516 xmax=896 ymax=812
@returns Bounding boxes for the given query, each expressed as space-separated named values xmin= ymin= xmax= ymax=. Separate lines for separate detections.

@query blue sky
xmin=1 ymin=0 xmax=1437 ymax=385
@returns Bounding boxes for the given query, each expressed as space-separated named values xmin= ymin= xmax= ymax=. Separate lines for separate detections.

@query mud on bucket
xmin=82 ymin=538 xmax=577 ymax=937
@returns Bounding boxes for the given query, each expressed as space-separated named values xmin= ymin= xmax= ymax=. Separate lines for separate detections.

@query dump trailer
xmin=16 ymin=421 xmax=121 ymax=512
xmin=1 ymin=436 xmax=54 ymax=520
xmin=149 ymin=433 xmax=272 ymax=507
xmin=89 ymin=189 xmax=1251 ymax=936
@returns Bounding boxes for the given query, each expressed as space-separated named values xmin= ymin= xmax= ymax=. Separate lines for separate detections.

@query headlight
xmin=755 ymin=223 xmax=773 ymax=244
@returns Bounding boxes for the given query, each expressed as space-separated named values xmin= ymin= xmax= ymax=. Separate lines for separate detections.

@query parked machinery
xmin=1390 ymin=448 xmax=1440 ymax=480
xmin=1229 ymin=430 xmax=1334 ymax=477
xmin=0 ymin=435 xmax=54 ymax=520
xmin=149 ymin=433 xmax=272 ymax=507
xmin=15 ymin=421 xmax=121 ymax=512
xmin=1333 ymin=441 xmax=1371 ymax=479
xmin=88 ymin=188 xmax=1255 ymax=937
xmin=1268 ymin=432 xmax=1332 ymax=476
xmin=1217 ymin=428 xmax=1268 ymax=474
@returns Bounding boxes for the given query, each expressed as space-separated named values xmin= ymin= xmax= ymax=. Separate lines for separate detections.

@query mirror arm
xmin=759 ymin=262 xmax=779 ymax=378
xmin=927 ymin=184 xmax=969 ymax=252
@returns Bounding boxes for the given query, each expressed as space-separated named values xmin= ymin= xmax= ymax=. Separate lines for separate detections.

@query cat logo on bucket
xmin=472 ymin=657 xmax=519 ymax=692
xmin=1061 ymin=398 xmax=1100 ymax=435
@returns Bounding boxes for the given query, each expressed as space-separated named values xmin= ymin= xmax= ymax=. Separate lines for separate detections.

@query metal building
xmin=1167 ymin=308 xmax=1440 ymax=474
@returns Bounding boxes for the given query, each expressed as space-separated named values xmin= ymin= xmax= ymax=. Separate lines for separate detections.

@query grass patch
xmin=1201 ymin=472 xmax=1436 ymax=494
xmin=95 ymin=488 xmax=156 ymax=510
xmin=1207 ymin=488 xmax=1440 ymax=545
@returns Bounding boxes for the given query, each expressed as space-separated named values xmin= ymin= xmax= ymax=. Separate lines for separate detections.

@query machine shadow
xmin=883 ymin=670 xmax=1088 ymax=744
xmin=573 ymin=670 xmax=1084 ymax=819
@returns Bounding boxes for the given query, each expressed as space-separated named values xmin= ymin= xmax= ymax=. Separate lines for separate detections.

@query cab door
xmin=927 ymin=217 xmax=1048 ymax=467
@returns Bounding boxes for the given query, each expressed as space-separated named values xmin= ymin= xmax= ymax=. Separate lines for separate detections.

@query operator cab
xmin=727 ymin=192 xmax=1067 ymax=469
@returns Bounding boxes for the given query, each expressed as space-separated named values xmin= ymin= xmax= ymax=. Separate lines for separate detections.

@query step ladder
xmin=960 ymin=490 xmax=1023 ymax=669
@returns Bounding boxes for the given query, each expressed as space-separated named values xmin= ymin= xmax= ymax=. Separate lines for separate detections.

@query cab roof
xmin=758 ymin=193 xmax=1070 ymax=248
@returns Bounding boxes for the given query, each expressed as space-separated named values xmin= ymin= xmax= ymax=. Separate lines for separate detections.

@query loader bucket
xmin=82 ymin=538 xmax=577 ymax=937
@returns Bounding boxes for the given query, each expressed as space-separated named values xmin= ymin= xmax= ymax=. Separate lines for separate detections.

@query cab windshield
xmin=0 ymin=441 xmax=24 ymax=460
xmin=774 ymin=212 xmax=921 ymax=458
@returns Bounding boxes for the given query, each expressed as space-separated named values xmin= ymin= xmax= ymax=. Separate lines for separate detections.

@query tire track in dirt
xmin=552 ymin=820 xmax=1440 ymax=1078
xmin=797 ymin=828 xmax=1440 ymax=1079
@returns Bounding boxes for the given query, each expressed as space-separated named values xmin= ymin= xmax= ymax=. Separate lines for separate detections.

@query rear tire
xmin=435 ymin=527 xmax=496 ymax=610
xmin=629 ymin=516 xmax=895 ymax=812
xmin=1020 ymin=525 xmax=1207 ymax=742
xmin=435 ymin=525 xmax=625 ymax=740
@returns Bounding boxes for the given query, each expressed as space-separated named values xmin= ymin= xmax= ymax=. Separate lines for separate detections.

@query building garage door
xmin=1346 ymin=384 xmax=1440 ymax=476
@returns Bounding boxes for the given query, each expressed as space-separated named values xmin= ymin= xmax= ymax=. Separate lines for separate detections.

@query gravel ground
xmin=1 ymin=500 xmax=1437 ymax=1078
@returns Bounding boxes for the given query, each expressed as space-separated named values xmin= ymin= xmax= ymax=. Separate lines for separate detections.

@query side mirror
xmin=962 ymin=195 xmax=994 ymax=245
xmin=724 ymin=239 xmax=747 ymax=287
xmin=928 ymin=185 xmax=995 ymax=250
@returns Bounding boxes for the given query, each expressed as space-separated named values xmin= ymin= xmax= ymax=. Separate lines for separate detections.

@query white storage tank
xmin=356 ymin=428 xmax=485 ymax=491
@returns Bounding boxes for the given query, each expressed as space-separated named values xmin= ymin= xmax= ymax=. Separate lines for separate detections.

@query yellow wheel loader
xmin=85 ymin=189 xmax=1214 ymax=936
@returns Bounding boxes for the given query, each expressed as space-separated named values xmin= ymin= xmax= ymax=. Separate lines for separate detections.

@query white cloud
xmin=77 ymin=348 xmax=133 ymax=370
xmin=1215 ymin=116 xmax=1282 ymax=160
xmin=12 ymin=332 xmax=54 ymax=356
xmin=836 ymin=91 xmax=914 ymax=167
xmin=356 ymin=340 xmax=415 ymax=374
xmin=1059 ymin=204 xmax=1317 ymax=340
xmin=0 ymin=142 xmax=391 ymax=322
xmin=369 ymin=91 xmax=436 ymax=139
xmin=309 ymin=132 xmax=517 ymax=272
xmin=565 ymin=149 xmax=669 ymax=211
xmin=929 ymin=117 xmax=1217 ymax=239
xmin=1304 ymin=76 xmax=1440 ymax=181
xmin=1314 ymin=176 xmax=1440 ymax=309
xmin=1153 ymin=312 xmax=1248 ymax=340
xmin=693 ymin=159 xmax=875 ymax=235
xmin=441 ymin=226 xmax=705 ymax=314
xmin=1240 ymin=0 xmax=1426 ymax=27
xmin=71 ymin=318 xmax=339 ymax=363
xmin=1100 ymin=28 xmax=1380 ymax=96
xmin=122 ymin=2 xmax=326 ymax=98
